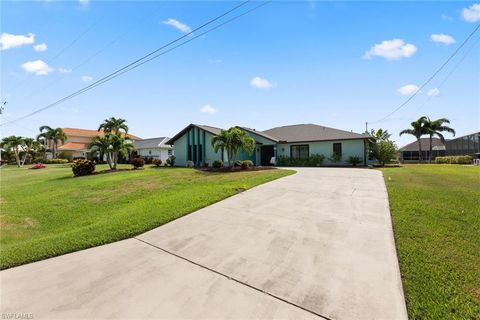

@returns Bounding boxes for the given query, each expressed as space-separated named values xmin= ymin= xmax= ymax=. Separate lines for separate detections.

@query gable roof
xmin=62 ymin=127 xmax=142 ymax=140
xmin=236 ymin=126 xmax=279 ymax=142
xmin=167 ymin=124 xmax=222 ymax=144
xmin=399 ymin=138 xmax=446 ymax=152
xmin=262 ymin=124 xmax=368 ymax=143
xmin=57 ymin=142 xmax=90 ymax=151
xmin=133 ymin=137 xmax=172 ymax=149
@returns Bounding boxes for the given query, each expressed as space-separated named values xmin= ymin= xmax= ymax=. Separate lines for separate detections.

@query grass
xmin=380 ymin=164 xmax=480 ymax=320
xmin=0 ymin=164 xmax=294 ymax=270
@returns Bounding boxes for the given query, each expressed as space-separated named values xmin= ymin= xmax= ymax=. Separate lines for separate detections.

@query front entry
xmin=260 ymin=145 xmax=274 ymax=166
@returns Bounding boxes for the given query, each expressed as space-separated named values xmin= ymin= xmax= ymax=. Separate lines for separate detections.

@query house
xmin=132 ymin=137 xmax=173 ymax=160
xmin=399 ymin=138 xmax=446 ymax=162
xmin=49 ymin=128 xmax=141 ymax=158
xmin=167 ymin=123 xmax=370 ymax=167
xmin=445 ymin=131 xmax=480 ymax=159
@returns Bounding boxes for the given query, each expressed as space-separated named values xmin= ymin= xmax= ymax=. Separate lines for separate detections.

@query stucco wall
xmin=277 ymin=139 xmax=366 ymax=165
xmin=174 ymin=134 xmax=188 ymax=166
xmin=137 ymin=148 xmax=171 ymax=160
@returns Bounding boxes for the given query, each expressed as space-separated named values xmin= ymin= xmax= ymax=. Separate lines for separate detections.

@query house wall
xmin=173 ymin=128 xmax=224 ymax=167
xmin=137 ymin=148 xmax=171 ymax=160
xmin=277 ymin=139 xmax=366 ymax=165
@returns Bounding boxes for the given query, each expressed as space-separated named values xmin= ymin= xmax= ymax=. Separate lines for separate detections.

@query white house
xmin=132 ymin=137 xmax=173 ymax=160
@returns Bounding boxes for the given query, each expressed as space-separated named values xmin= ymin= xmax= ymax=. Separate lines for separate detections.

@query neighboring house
xmin=167 ymin=123 xmax=370 ymax=167
xmin=132 ymin=137 xmax=173 ymax=160
xmin=445 ymin=131 xmax=480 ymax=159
xmin=399 ymin=138 xmax=446 ymax=162
xmin=47 ymin=128 xmax=141 ymax=158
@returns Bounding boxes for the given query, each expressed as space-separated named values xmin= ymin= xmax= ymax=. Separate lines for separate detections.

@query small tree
xmin=1 ymin=136 xmax=24 ymax=167
xmin=371 ymin=139 xmax=398 ymax=166
xmin=211 ymin=127 xmax=255 ymax=168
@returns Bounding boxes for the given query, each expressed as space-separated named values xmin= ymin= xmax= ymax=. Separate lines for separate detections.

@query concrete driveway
xmin=1 ymin=168 xmax=407 ymax=320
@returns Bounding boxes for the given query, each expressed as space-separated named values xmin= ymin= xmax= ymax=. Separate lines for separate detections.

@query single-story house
xmin=399 ymin=138 xmax=445 ymax=162
xmin=132 ymin=137 xmax=173 ymax=160
xmin=166 ymin=123 xmax=370 ymax=167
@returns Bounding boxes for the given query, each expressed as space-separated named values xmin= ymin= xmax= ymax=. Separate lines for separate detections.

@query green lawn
xmin=380 ymin=165 xmax=480 ymax=320
xmin=0 ymin=164 xmax=293 ymax=269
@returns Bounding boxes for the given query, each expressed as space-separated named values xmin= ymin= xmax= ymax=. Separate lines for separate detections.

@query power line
xmin=369 ymin=23 xmax=480 ymax=124
xmin=1 ymin=1 xmax=264 ymax=127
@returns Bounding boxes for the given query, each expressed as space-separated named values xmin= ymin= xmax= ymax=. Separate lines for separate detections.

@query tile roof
xmin=399 ymin=138 xmax=446 ymax=152
xmin=62 ymin=128 xmax=142 ymax=140
xmin=262 ymin=124 xmax=368 ymax=143
xmin=133 ymin=137 xmax=172 ymax=149
xmin=58 ymin=142 xmax=90 ymax=151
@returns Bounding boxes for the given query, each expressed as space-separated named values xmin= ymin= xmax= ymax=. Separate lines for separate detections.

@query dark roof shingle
xmin=133 ymin=137 xmax=171 ymax=149
xmin=262 ymin=124 xmax=368 ymax=143
xmin=399 ymin=138 xmax=445 ymax=152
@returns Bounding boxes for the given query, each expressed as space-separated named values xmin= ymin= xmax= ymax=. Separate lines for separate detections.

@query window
xmin=188 ymin=146 xmax=192 ymax=160
xmin=290 ymin=145 xmax=309 ymax=159
xmin=199 ymin=144 xmax=203 ymax=162
xmin=168 ymin=149 xmax=172 ymax=156
xmin=333 ymin=143 xmax=342 ymax=155
xmin=193 ymin=145 xmax=197 ymax=162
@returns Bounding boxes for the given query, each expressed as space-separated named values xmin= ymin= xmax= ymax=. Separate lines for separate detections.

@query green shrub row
xmin=277 ymin=154 xmax=325 ymax=167
xmin=435 ymin=155 xmax=472 ymax=164
xmin=46 ymin=158 xmax=70 ymax=164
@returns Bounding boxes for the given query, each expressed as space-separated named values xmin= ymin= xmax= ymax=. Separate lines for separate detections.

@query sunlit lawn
xmin=380 ymin=164 xmax=480 ymax=319
xmin=0 ymin=164 xmax=293 ymax=269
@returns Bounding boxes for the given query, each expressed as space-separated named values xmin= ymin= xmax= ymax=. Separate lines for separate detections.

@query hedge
xmin=435 ymin=155 xmax=472 ymax=164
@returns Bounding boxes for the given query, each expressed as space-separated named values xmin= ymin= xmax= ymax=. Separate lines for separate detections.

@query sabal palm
xmin=1 ymin=136 xmax=24 ymax=167
xmin=98 ymin=117 xmax=129 ymax=135
xmin=424 ymin=117 xmax=455 ymax=163
xmin=21 ymin=138 xmax=43 ymax=166
xmin=399 ymin=116 xmax=428 ymax=162
xmin=211 ymin=128 xmax=255 ymax=167
xmin=37 ymin=126 xmax=67 ymax=158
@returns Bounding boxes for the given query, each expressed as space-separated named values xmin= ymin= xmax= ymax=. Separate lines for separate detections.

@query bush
xmin=329 ymin=152 xmax=342 ymax=163
xmin=234 ymin=160 xmax=243 ymax=167
xmin=212 ymin=160 xmax=223 ymax=168
xmin=241 ymin=160 xmax=253 ymax=169
xmin=71 ymin=159 xmax=95 ymax=176
xmin=276 ymin=154 xmax=324 ymax=167
xmin=58 ymin=151 xmax=73 ymax=162
xmin=166 ymin=155 xmax=176 ymax=167
xmin=435 ymin=155 xmax=472 ymax=164
xmin=186 ymin=160 xmax=195 ymax=168
xmin=144 ymin=156 xmax=154 ymax=165
xmin=130 ymin=157 xmax=145 ymax=169
xmin=31 ymin=163 xmax=46 ymax=170
xmin=347 ymin=155 xmax=362 ymax=166
xmin=46 ymin=158 xmax=69 ymax=164
xmin=152 ymin=159 xmax=162 ymax=167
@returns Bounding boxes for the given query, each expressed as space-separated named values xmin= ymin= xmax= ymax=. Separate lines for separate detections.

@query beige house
xmin=47 ymin=128 xmax=141 ymax=158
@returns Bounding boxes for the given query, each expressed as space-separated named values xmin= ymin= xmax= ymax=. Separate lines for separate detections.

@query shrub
xmin=46 ymin=158 xmax=69 ymax=164
xmin=152 ymin=159 xmax=162 ymax=167
xmin=186 ymin=160 xmax=195 ymax=168
xmin=241 ymin=160 xmax=253 ymax=169
xmin=130 ymin=157 xmax=145 ymax=169
xmin=276 ymin=154 xmax=325 ymax=167
xmin=435 ymin=155 xmax=472 ymax=164
xmin=234 ymin=160 xmax=243 ymax=167
xmin=58 ymin=151 xmax=73 ymax=162
xmin=307 ymin=154 xmax=325 ymax=166
xmin=144 ymin=156 xmax=154 ymax=165
xmin=212 ymin=160 xmax=223 ymax=168
xmin=347 ymin=155 xmax=362 ymax=166
xmin=31 ymin=163 xmax=46 ymax=170
xmin=71 ymin=159 xmax=95 ymax=176
xmin=329 ymin=152 xmax=342 ymax=163
xmin=166 ymin=155 xmax=176 ymax=167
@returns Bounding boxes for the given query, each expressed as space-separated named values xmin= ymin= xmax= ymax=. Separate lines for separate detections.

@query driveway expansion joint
xmin=133 ymin=237 xmax=334 ymax=320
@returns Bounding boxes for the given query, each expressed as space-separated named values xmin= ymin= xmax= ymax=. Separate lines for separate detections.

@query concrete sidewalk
xmin=0 ymin=168 xmax=407 ymax=319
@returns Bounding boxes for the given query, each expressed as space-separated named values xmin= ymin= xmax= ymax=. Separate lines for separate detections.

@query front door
xmin=260 ymin=146 xmax=274 ymax=166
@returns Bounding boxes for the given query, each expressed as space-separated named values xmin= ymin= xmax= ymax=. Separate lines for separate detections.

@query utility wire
xmin=369 ymin=23 xmax=480 ymax=124
xmin=1 ymin=1 xmax=260 ymax=127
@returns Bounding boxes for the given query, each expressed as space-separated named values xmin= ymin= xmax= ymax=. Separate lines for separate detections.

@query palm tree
xmin=20 ymin=138 xmax=43 ymax=166
xmin=98 ymin=117 xmax=129 ymax=135
xmin=1 ymin=136 xmax=24 ymax=167
xmin=89 ymin=134 xmax=134 ymax=170
xmin=37 ymin=126 xmax=67 ymax=158
xmin=399 ymin=116 xmax=428 ymax=162
xmin=424 ymin=117 xmax=455 ymax=163
xmin=211 ymin=127 xmax=255 ymax=168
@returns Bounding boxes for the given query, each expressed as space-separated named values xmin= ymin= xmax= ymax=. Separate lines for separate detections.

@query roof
xmin=62 ymin=128 xmax=142 ymax=140
xmin=58 ymin=142 xmax=90 ymax=151
xmin=133 ymin=137 xmax=172 ymax=149
xmin=236 ymin=126 xmax=279 ymax=142
xmin=167 ymin=124 xmax=223 ymax=144
xmin=262 ymin=124 xmax=368 ymax=143
xmin=399 ymin=138 xmax=446 ymax=152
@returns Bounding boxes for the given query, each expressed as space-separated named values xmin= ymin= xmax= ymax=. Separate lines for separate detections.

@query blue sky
xmin=1 ymin=1 xmax=479 ymax=146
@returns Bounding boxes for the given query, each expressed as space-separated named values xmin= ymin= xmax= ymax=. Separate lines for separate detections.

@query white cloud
xmin=0 ymin=32 xmax=35 ymax=50
xmin=200 ymin=104 xmax=217 ymax=114
xmin=162 ymin=18 xmax=192 ymax=34
xmin=58 ymin=67 xmax=72 ymax=73
xmin=462 ymin=3 xmax=480 ymax=22
xmin=427 ymin=88 xmax=440 ymax=97
xmin=363 ymin=39 xmax=417 ymax=60
xmin=78 ymin=0 xmax=90 ymax=7
xmin=250 ymin=76 xmax=273 ymax=89
xmin=430 ymin=34 xmax=456 ymax=45
xmin=397 ymin=84 xmax=419 ymax=95
xmin=82 ymin=75 xmax=93 ymax=82
xmin=21 ymin=60 xmax=53 ymax=75
xmin=33 ymin=43 xmax=47 ymax=52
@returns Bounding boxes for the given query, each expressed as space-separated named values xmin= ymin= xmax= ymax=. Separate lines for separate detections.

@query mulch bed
xmin=196 ymin=166 xmax=276 ymax=173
